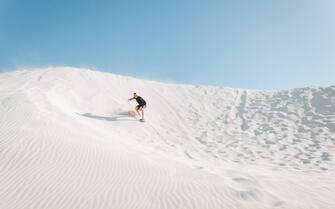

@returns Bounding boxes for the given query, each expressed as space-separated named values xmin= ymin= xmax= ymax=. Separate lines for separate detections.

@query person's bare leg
xmin=140 ymin=109 xmax=144 ymax=119
xmin=136 ymin=108 xmax=141 ymax=118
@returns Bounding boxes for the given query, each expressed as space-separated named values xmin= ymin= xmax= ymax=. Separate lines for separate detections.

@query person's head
xmin=133 ymin=92 xmax=138 ymax=98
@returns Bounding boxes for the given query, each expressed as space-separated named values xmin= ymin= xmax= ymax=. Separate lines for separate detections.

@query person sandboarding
xmin=128 ymin=92 xmax=146 ymax=122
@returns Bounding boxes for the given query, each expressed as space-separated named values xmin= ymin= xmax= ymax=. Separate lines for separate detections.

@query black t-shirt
xmin=135 ymin=96 xmax=146 ymax=106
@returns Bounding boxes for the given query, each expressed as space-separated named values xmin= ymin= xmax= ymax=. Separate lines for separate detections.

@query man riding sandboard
xmin=128 ymin=92 xmax=146 ymax=122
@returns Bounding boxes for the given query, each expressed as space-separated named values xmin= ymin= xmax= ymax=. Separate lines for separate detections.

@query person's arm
xmin=128 ymin=97 xmax=134 ymax=101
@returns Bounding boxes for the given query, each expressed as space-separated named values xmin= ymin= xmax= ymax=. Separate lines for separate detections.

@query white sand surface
xmin=0 ymin=67 xmax=334 ymax=209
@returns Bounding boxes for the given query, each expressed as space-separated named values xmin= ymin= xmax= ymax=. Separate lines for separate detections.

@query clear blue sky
xmin=0 ymin=0 xmax=334 ymax=90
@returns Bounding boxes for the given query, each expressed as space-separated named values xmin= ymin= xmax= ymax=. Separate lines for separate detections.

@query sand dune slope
xmin=0 ymin=67 xmax=334 ymax=209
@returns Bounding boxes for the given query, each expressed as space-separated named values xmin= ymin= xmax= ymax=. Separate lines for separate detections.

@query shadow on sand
xmin=78 ymin=112 xmax=136 ymax=122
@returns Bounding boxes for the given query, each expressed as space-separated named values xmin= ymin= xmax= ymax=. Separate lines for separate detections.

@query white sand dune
xmin=0 ymin=67 xmax=334 ymax=209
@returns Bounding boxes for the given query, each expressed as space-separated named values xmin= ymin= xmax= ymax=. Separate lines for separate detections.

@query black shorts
xmin=136 ymin=104 xmax=146 ymax=109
